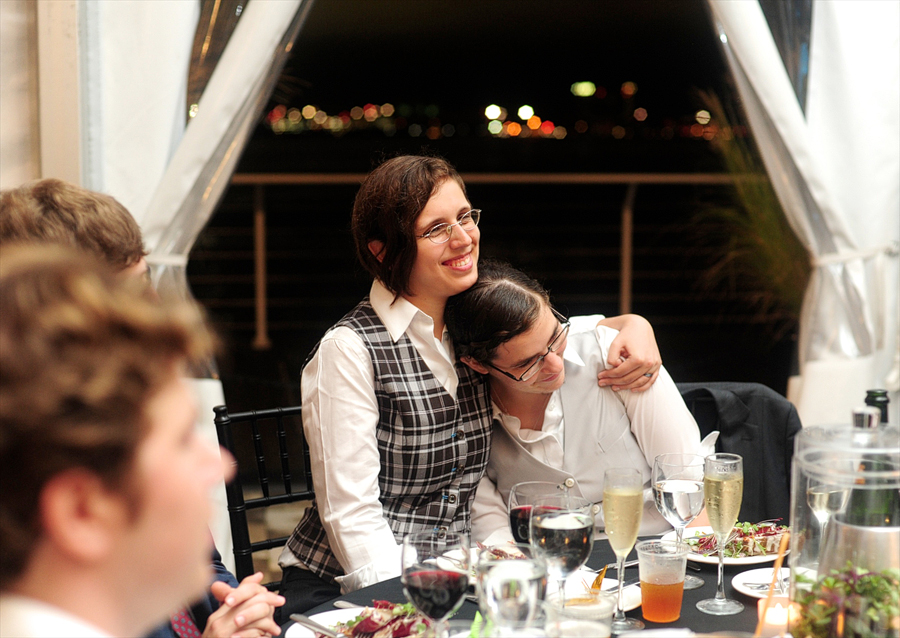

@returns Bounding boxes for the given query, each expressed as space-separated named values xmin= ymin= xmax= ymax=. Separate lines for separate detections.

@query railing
xmin=230 ymin=172 xmax=745 ymax=349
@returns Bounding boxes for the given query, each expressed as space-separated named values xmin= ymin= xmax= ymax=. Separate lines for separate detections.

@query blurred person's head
xmin=0 ymin=178 xmax=147 ymax=277
xmin=0 ymin=244 xmax=228 ymax=635
xmin=352 ymin=154 xmax=478 ymax=304
xmin=446 ymin=259 xmax=569 ymax=396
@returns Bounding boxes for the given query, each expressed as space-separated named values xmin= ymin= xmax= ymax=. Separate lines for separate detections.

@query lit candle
xmin=757 ymin=597 xmax=790 ymax=637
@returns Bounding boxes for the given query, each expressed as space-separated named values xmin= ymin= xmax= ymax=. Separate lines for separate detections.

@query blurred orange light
xmin=527 ymin=115 xmax=541 ymax=130
xmin=633 ymin=108 xmax=648 ymax=122
xmin=540 ymin=120 xmax=554 ymax=135
xmin=381 ymin=103 xmax=395 ymax=117
xmin=621 ymin=82 xmax=637 ymax=98
xmin=507 ymin=122 xmax=522 ymax=136
xmin=350 ymin=106 xmax=364 ymax=120
xmin=612 ymin=125 xmax=626 ymax=139
xmin=690 ymin=123 xmax=704 ymax=137
xmin=574 ymin=120 xmax=588 ymax=134
xmin=426 ymin=126 xmax=441 ymax=140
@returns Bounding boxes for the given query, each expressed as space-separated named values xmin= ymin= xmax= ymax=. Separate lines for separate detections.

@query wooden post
xmin=252 ymin=185 xmax=271 ymax=349
xmin=619 ymin=183 xmax=638 ymax=315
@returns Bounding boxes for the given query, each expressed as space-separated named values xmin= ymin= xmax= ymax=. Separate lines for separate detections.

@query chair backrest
xmin=677 ymin=382 xmax=803 ymax=525
xmin=213 ymin=404 xmax=313 ymax=589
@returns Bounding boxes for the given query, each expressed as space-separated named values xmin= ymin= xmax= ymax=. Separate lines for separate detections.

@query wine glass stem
xmin=715 ymin=539 xmax=726 ymax=601
xmin=557 ymin=578 xmax=567 ymax=609
xmin=615 ymin=555 xmax=627 ymax=620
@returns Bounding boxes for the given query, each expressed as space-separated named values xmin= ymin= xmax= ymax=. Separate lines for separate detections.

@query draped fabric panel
xmin=82 ymin=0 xmax=311 ymax=569
xmin=707 ymin=0 xmax=899 ymax=425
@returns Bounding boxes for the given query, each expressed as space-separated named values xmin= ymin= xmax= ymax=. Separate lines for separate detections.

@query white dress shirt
xmin=472 ymin=317 xmax=707 ymax=545
xmin=278 ymin=281 xmax=460 ymax=592
xmin=0 ymin=595 xmax=111 ymax=638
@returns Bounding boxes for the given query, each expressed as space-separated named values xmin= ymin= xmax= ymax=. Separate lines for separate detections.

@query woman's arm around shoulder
xmin=595 ymin=314 xmax=662 ymax=392
xmin=593 ymin=325 xmax=700 ymax=462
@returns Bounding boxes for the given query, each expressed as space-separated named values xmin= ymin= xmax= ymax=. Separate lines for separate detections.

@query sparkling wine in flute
xmin=807 ymin=484 xmax=850 ymax=524
xmin=604 ymin=487 xmax=643 ymax=557
xmin=704 ymin=475 xmax=743 ymax=537
xmin=532 ymin=513 xmax=593 ymax=575
xmin=653 ymin=479 xmax=704 ymax=528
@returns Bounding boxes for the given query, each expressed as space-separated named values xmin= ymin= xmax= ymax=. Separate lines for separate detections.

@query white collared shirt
xmin=0 ymin=595 xmax=112 ymax=638
xmin=473 ymin=316 xmax=706 ymax=545
xmin=489 ymin=315 xmax=600 ymax=468
xmin=278 ymin=281 xmax=459 ymax=592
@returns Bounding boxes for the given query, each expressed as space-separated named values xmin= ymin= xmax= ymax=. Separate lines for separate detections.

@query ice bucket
xmin=789 ymin=421 xmax=900 ymax=637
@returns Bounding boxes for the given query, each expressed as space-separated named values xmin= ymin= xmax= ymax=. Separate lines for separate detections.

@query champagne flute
xmin=696 ymin=453 xmax=744 ymax=615
xmin=401 ymin=531 xmax=470 ymax=636
xmin=603 ymin=467 xmax=644 ymax=633
xmin=508 ymin=480 xmax=565 ymax=544
xmin=529 ymin=492 xmax=593 ymax=610
xmin=652 ymin=453 xmax=706 ymax=590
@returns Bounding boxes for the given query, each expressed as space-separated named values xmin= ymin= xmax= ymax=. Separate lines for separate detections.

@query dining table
xmin=291 ymin=536 xmax=773 ymax=635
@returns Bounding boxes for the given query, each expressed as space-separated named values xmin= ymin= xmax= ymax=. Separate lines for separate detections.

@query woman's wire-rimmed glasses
xmin=487 ymin=309 xmax=570 ymax=382
xmin=416 ymin=209 xmax=481 ymax=244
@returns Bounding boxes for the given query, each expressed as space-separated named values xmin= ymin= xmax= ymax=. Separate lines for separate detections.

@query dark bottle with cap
xmin=865 ymin=388 xmax=889 ymax=423
xmin=843 ymin=405 xmax=900 ymax=527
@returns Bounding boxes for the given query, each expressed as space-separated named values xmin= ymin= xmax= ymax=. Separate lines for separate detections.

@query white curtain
xmin=80 ymin=0 xmax=310 ymax=570
xmin=707 ymin=0 xmax=900 ymax=426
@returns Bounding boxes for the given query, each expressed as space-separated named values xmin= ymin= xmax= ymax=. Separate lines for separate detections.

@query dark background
xmin=188 ymin=0 xmax=798 ymax=412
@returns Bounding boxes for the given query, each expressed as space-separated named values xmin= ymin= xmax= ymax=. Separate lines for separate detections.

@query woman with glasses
xmin=445 ymin=259 xmax=704 ymax=545
xmin=277 ymin=155 xmax=663 ymax=616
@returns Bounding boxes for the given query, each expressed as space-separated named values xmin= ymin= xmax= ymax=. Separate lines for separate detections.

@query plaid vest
xmin=285 ymin=299 xmax=493 ymax=583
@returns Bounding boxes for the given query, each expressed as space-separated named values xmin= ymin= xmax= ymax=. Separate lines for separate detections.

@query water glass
xmin=528 ymin=493 xmax=593 ymax=608
xmin=476 ymin=544 xmax=547 ymax=632
xmin=652 ymin=453 xmax=706 ymax=590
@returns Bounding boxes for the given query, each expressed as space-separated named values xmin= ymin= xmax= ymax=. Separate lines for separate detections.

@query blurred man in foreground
xmin=0 ymin=245 xmax=277 ymax=638
xmin=0 ymin=181 xmax=284 ymax=637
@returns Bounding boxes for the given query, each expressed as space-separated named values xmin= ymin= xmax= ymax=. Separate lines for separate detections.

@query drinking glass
xmin=603 ymin=467 xmax=644 ymax=633
xmin=401 ymin=531 xmax=470 ymax=636
xmin=696 ymin=453 xmax=744 ymax=615
xmin=652 ymin=453 xmax=706 ymax=590
xmin=509 ymin=481 xmax=565 ymax=544
xmin=476 ymin=543 xmax=547 ymax=634
xmin=528 ymin=493 xmax=593 ymax=610
xmin=806 ymin=479 xmax=850 ymax=527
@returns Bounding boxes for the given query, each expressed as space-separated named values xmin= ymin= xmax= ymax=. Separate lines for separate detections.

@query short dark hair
xmin=445 ymin=259 xmax=550 ymax=364
xmin=0 ymin=178 xmax=146 ymax=270
xmin=0 ymin=244 xmax=214 ymax=589
xmin=351 ymin=155 xmax=467 ymax=297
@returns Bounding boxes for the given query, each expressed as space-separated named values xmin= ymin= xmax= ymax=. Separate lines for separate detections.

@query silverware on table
xmin=586 ymin=558 xmax=639 ymax=572
xmin=291 ymin=613 xmax=347 ymax=637
xmin=601 ymin=576 xmax=641 ymax=592
xmin=332 ymin=600 xmax=363 ymax=609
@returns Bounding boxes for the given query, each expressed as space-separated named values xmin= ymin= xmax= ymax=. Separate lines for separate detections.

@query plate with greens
xmin=664 ymin=522 xmax=789 ymax=565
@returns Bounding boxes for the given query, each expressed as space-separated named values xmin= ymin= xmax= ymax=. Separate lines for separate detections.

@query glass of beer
xmin=635 ymin=539 xmax=689 ymax=623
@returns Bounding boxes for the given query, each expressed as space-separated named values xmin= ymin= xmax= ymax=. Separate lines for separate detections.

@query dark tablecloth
xmin=299 ymin=539 xmax=764 ymax=634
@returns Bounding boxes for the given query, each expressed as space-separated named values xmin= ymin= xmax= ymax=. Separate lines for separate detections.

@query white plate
xmin=731 ymin=567 xmax=790 ymax=599
xmin=663 ymin=527 xmax=786 ymax=566
xmin=555 ymin=568 xmax=642 ymax=612
xmin=285 ymin=608 xmax=362 ymax=638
